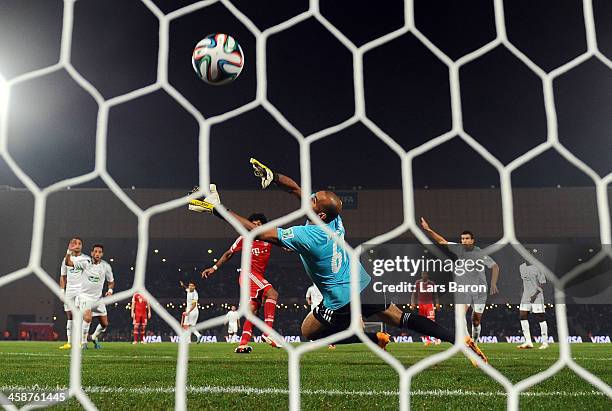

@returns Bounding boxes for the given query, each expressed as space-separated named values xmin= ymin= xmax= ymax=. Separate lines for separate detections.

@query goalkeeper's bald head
xmin=314 ymin=191 xmax=343 ymax=223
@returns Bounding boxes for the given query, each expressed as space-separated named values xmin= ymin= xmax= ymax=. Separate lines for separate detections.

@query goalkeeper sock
xmin=400 ymin=312 xmax=454 ymax=343
xmin=66 ymin=320 xmax=72 ymax=342
xmin=539 ymin=321 xmax=548 ymax=342
xmin=521 ymin=320 xmax=532 ymax=344
xmin=92 ymin=324 xmax=106 ymax=340
xmin=82 ymin=321 xmax=91 ymax=344
xmin=471 ymin=324 xmax=481 ymax=342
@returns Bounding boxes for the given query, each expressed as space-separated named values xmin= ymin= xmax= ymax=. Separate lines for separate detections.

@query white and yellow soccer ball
xmin=191 ymin=33 xmax=244 ymax=85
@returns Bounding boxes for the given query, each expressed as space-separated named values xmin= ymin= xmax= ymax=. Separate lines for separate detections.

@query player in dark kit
xmin=201 ymin=213 xmax=282 ymax=353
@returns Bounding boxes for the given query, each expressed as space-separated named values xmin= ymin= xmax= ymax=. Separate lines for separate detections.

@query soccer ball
xmin=191 ymin=33 xmax=244 ymax=85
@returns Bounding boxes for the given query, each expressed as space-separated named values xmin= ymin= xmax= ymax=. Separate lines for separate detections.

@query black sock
xmin=317 ymin=328 xmax=379 ymax=345
xmin=400 ymin=312 xmax=454 ymax=343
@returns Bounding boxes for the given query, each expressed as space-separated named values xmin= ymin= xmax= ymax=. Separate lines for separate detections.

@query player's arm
xmin=59 ymin=266 xmax=66 ymax=290
xmin=195 ymin=185 xmax=291 ymax=247
xmin=64 ymin=238 xmax=81 ymax=267
xmin=179 ymin=281 xmax=187 ymax=290
xmin=250 ymin=158 xmax=302 ymax=200
xmin=131 ymin=296 xmax=135 ymax=319
xmin=420 ymin=217 xmax=449 ymax=244
xmin=202 ymin=248 xmax=234 ymax=279
xmin=105 ymin=280 xmax=115 ymax=297
xmin=530 ymin=267 xmax=546 ymax=303
xmin=273 ymin=173 xmax=302 ymax=200
xmin=489 ymin=263 xmax=500 ymax=295
xmin=531 ymin=267 xmax=545 ymax=302
xmin=64 ymin=246 xmax=75 ymax=267
xmin=225 ymin=210 xmax=281 ymax=245
xmin=530 ymin=287 xmax=542 ymax=303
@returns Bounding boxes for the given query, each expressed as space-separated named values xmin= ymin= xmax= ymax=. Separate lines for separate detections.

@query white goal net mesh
xmin=0 ymin=0 xmax=611 ymax=410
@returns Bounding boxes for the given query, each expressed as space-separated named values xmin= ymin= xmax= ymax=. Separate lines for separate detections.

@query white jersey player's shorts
xmin=228 ymin=323 xmax=238 ymax=334
xmin=519 ymin=303 xmax=545 ymax=313
xmin=75 ymin=294 xmax=107 ymax=317
xmin=467 ymin=291 xmax=488 ymax=314
xmin=63 ymin=291 xmax=79 ymax=312
xmin=184 ymin=310 xmax=199 ymax=326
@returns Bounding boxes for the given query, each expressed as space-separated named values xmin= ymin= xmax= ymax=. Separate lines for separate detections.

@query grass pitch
xmin=0 ymin=341 xmax=610 ymax=410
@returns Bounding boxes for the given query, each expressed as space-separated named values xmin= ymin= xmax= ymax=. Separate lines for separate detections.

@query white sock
xmin=461 ymin=314 xmax=470 ymax=338
xmin=191 ymin=328 xmax=202 ymax=338
xmin=471 ymin=324 xmax=481 ymax=341
xmin=82 ymin=322 xmax=91 ymax=344
xmin=521 ymin=320 xmax=532 ymax=344
xmin=539 ymin=321 xmax=548 ymax=342
xmin=66 ymin=320 xmax=72 ymax=341
xmin=92 ymin=324 xmax=106 ymax=340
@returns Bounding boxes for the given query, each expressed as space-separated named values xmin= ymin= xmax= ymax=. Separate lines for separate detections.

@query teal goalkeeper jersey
xmin=277 ymin=215 xmax=371 ymax=310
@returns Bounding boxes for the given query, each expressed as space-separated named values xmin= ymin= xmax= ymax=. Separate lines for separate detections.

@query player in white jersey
xmin=66 ymin=243 xmax=114 ymax=349
xmin=180 ymin=281 xmax=203 ymax=343
xmin=421 ymin=218 xmax=500 ymax=343
xmin=225 ymin=305 xmax=240 ymax=340
xmin=59 ymin=237 xmax=91 ymax=349
xmin=517 ymin=259 xmax=549 ymax=349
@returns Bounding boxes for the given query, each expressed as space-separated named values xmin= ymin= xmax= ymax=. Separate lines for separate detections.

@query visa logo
xmin=392 ymin=336 xmax=413 ymax=343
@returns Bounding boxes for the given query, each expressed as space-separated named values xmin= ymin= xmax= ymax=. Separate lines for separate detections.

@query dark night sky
xmin=0 ymin=0 xmax=610 ymax=191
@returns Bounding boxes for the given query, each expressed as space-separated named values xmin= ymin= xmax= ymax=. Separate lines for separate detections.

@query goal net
xmin=0 ymin=0 xmax=611 ymax=410
xmin=364 ymin=321 xmax=384 ymax=334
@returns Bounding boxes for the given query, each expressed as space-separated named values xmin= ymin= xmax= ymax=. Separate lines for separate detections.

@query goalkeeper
xmin=188 ymin=159 xmax=487 ymax=363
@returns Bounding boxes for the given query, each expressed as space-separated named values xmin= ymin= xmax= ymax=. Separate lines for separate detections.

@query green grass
xmin=0 ymin=342 xmax=610 ymax=410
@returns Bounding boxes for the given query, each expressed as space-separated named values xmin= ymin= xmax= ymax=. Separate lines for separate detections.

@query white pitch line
xmin=0 ymin=385 xmax=607 ymax=398
xmin=2 ymin=352 xmax=611 ymax=362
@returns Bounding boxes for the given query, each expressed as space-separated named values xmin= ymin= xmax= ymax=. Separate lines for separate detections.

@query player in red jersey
xmin=410 ymin=272 xmax=440 ymax=346
xmin=131 ymin=292 xmax=151 ymax=344
xmin=201 ymin=213 xmax=281 ymax=353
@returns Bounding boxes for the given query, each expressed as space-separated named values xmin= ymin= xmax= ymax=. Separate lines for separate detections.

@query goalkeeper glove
xmin=188 ymin=184 xmax=220 ymax=213
xmin=250 ymin=158 xmax=274 ymax=189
